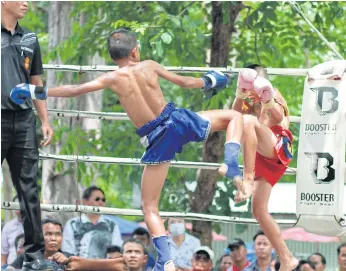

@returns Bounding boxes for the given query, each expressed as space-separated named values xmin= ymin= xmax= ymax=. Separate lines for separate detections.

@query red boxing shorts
xmin=254 ymin=125 xmax=293 ymax=186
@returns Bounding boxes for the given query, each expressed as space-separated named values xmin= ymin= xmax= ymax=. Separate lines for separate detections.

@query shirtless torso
xmin=46 ymin=59 xmax=207 ymax=130
xmin=95 ymin=60 xmax=168 ymax=128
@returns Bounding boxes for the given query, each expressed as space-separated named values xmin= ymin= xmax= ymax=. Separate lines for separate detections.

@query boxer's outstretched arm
xmin=48 ymin=73 xmax=115 ymax=98
xmin=149 ymin=60 xmax=205 ymax=89
xmin=66 ymin=256 xmax=124 ymax=271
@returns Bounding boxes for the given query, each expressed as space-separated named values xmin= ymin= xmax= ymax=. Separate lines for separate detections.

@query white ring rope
xmin=42 ymin=64 xmax=309 ymax=77
xmin=1 ymin=201 xmax=296 ymax=225
xmin=36 ymin=109 xmax=302 ymax=123
xmin=26 ymin=64 xmax=340 ymax=228
xmin=39 ymin=153 xmax=298 ymax=175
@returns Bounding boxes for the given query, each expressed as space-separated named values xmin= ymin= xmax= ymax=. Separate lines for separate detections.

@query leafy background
xmin=9 ymin=1 xmax=345 ymax=228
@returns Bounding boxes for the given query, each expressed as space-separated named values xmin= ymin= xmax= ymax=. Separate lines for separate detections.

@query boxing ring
xmin=2 ymin=61 xmax=346 ymax=238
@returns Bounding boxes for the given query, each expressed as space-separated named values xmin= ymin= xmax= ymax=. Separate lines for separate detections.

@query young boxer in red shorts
xmin=229 ymin=64 xmax=298 ymax=271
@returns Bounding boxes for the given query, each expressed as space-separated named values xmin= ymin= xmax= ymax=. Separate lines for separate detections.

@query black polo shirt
xmin=1 ymin=23 xmax=43 ymax=111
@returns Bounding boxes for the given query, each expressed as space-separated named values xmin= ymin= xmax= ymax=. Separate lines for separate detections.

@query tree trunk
xmin=77 ymin=13 xmax=104 ymax=148
xmin=41 ymin=4 xmax=105 ymax=225
xmin=190 ymin=1 xmax=244 ymax=246
xmin=41 ymin=1 xmax=80 ymax=225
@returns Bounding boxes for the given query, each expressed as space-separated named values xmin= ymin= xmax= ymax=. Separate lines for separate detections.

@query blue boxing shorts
xmin=137 ymin=102 xmax=211 ymax=164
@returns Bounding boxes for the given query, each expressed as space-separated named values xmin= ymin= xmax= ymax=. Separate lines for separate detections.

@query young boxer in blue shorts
xmin=11 ymin=29 xmax=245 ymax=271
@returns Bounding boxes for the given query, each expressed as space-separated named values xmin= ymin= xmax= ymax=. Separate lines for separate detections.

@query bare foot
xmin=279 ymin=257 xmax=299 ymax=271
xmin=233 ymin=176 xmax=254 ymax=203
xmin=218 ymin=163 xmax=228 ymax=177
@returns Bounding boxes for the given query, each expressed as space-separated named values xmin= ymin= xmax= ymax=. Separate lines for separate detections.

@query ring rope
xmin=39 ymin=153 xmax=298 ymax=175
xmin=29 ymin=64 xmax=337 ymax=229
xmin=34 ymin=109 xmax=302 ymax=124
xmin=42 ymin=64 xmax=309 ymax=76
xmin=1 ymin=201 xmax=296 ymax=225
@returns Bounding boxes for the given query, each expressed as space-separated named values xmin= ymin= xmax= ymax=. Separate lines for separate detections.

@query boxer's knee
xmin=242 ymin=115 xmax=258 ymax=143
xmin=243 ymin=114 xmax=258 ymax=129
xmin=141 ymin=200 xmax=159 ymax=216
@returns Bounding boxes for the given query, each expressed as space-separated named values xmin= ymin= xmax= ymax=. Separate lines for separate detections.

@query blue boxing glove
xmin=10 ymin=83 xmax=48 ymax=104
xmin=201 ymin=71 xmax=230 ymax=99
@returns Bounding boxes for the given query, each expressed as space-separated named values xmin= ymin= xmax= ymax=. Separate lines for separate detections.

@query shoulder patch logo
xmin=24 ymin=56 xmax=30 ymax=71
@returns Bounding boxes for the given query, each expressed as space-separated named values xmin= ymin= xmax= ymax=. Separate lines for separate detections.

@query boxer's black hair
xmin=82 ymin=185 xmax=105 ymax=200
xmin=108 ymin=28 xmax=138 ymax=61
xmin=122 ymin=238 xmax=148 ymax=255
xmin=246 ymin=64 xmax=268 ymax=79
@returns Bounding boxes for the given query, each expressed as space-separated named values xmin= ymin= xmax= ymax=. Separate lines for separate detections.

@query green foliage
xmin=23 ymin=1 xmax=346 ymax=224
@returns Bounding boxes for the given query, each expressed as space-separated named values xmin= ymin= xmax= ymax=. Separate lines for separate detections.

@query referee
xmin=1 ymin=2 xmax=54 ymax=271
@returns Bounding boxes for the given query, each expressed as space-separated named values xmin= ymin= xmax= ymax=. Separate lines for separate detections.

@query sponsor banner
xmin=296 ymin=61 xmax=346 ymax=218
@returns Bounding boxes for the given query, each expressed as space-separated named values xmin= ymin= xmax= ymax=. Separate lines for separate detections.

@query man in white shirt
xmin=62 ymin=186 xmax=123 ymax=258
xmin=1 ymin=196 xmax=24 ymax=266
xmin=167 ymin=218 xmax=201 ymax=270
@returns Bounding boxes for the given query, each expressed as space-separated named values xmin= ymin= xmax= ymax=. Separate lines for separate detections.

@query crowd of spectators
xmin=2 ymin=185 xmax=345 ymax=271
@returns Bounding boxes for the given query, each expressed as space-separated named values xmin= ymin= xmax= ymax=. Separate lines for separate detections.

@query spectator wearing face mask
xmin=167 ymin=218 xmax=201 ymax=270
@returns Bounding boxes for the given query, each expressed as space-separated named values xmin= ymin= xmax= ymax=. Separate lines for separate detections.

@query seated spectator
xmin=106 ymin=245 xmax=121 ymax=259
xmin=62 ymin=186 xmax=123 ymax=259
xmin=122 ymin=238 xmax=148 ymax=271
xmin=338 ymin=243 xmax=346 ymax=271
xmin=132 ymin=227 xmax=156 ymax=256
xmin=1 ymin=196 xmax=24 ymax=266
xmin=14 ymin=234 xmax=25 ymax=257
xmin=8 ymin=218 xmax=72 ymax=269
xmin=132 ymin=228 xmax=155 ymax=271
xmin=62 ymin=238 xmax=145 ymax=271
xmin=297 ymin=260 xmax=315 ymax=271
xmin=191 ymin=246 xmax=214 ymax=271
xmin=308 ymin=253 xmax=326 ymax=271
xmin=1 ymin=233 xmax=24 ymax=270
xmin=227 ymin=238 xmax=250 ymax=271
xmin=217 ymin=255 xmax=232 ymax=271
xmin=168 ymin=218 xmax=201 ymax=270
xmin=245 ymin=230 xmax=272 ymax=271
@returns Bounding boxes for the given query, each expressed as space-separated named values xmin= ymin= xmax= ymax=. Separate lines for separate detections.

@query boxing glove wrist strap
xmin=236 ymin=88 xmax=248 ymax=100
xmin=32 ymin=85 xmax=48 ymax=100
xmin=201 ymin=75 xmax=215 ymax=89
xmin=262 ymin=98 xmax=276 ymax=110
